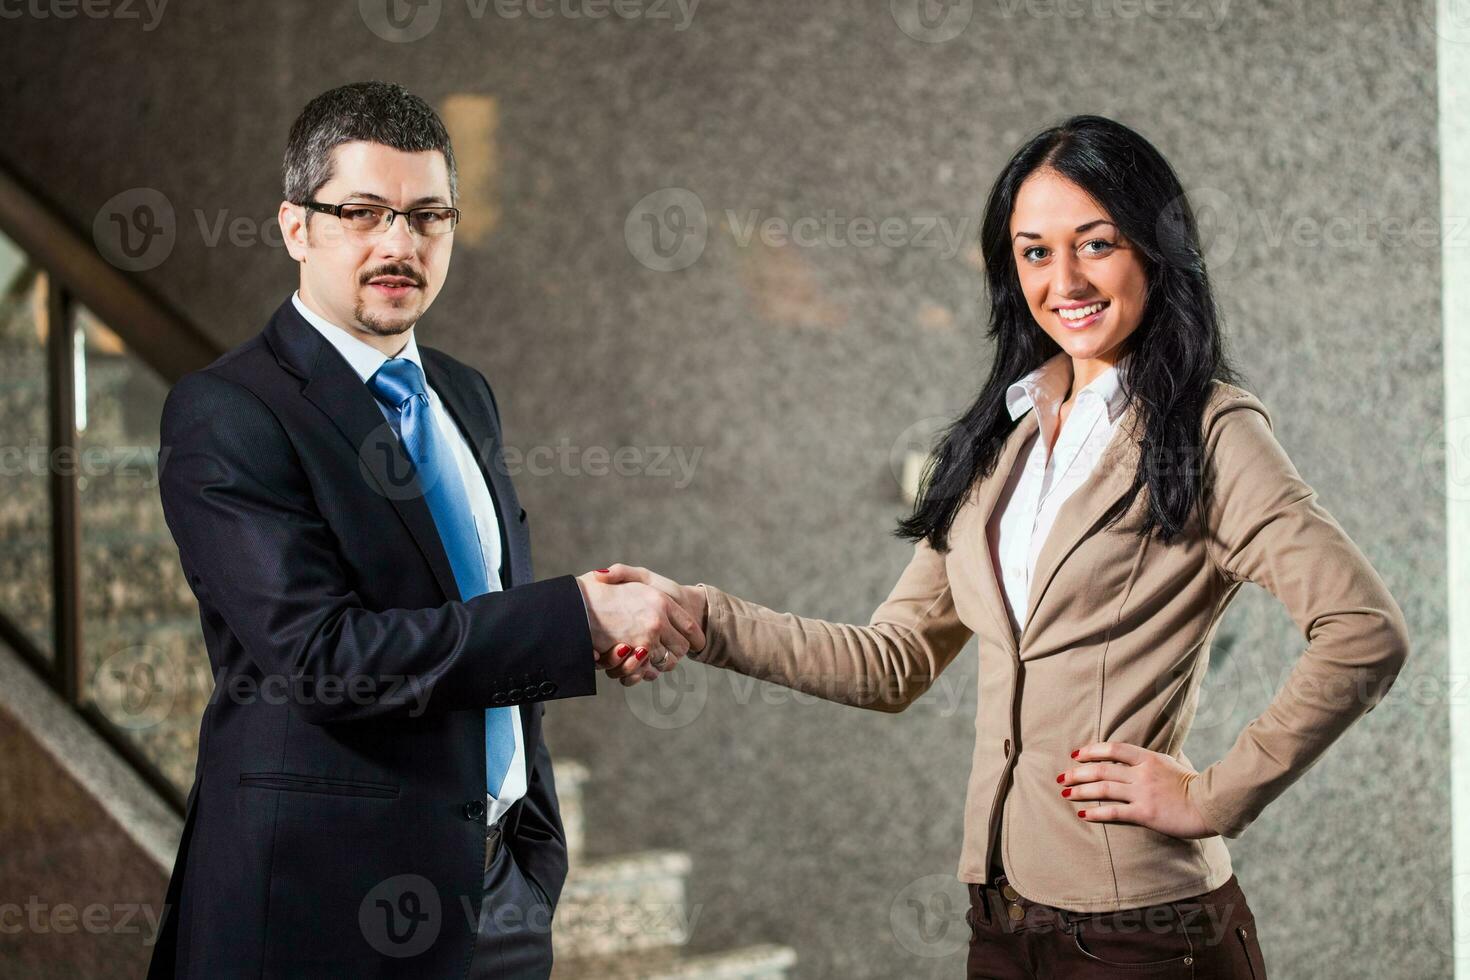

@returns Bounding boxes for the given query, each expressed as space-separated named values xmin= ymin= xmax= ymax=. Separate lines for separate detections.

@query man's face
xmin=281 ymin=140 xmax=454 ymax=340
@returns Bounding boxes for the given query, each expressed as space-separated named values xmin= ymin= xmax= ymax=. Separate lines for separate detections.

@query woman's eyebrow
xmin=1012 ymin=219 xmax=1117 ymax=241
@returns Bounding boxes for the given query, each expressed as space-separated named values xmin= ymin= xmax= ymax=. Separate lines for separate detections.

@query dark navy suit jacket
xmin=146 ymin=296 xmax=596 ymax=978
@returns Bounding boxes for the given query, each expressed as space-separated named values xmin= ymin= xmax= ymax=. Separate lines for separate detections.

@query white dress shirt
xmin=291 ymin=290 xmax=524 ymax=825
xmin=987 ymin=350 xmax=1132 ymax=639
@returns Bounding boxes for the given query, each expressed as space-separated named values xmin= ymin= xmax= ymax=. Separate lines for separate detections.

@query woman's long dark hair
xmin=897 ymin=114 xmax=1243 ymax=552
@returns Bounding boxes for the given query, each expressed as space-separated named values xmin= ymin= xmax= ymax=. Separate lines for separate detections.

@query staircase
xmin=550 ymin=760 xmax=796 ymax=979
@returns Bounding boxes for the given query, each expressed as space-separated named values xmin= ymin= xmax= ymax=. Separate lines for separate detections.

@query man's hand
xmin=577 ymin=571 xmax=705 ymax=687
xmin=592 ymin=564 xmax=706 ymax=651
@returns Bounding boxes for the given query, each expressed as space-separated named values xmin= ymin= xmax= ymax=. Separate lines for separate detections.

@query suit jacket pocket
xmin=238 ymin=772 xmax=399 ymax=799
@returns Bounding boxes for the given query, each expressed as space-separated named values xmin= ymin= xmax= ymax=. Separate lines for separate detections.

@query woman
xmin=590 ymin=115 xmax=1410 ymax=978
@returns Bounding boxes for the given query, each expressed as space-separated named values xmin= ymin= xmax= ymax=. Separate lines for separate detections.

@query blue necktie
xmin=368 ymin=357 xmax=516 ymax=800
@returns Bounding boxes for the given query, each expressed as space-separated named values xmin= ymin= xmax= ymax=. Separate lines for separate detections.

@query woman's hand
xmin=1058 ymin=742 xmax=1217 ymax=840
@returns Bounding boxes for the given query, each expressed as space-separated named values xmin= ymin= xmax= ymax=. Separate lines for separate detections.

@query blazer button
xmin=1002 ymin=738 xmax=1011 ymax=757
xmin=539 ymin=681 xmax=557 ymax=696
xmin=463 ymin=800 xmax=486 ymax=821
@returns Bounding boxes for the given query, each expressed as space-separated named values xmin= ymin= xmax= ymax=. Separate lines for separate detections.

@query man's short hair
xmin=283 ymin=81 xmax=457 ymax=209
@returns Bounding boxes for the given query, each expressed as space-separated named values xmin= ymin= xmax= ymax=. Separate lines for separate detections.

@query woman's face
xmin=1009 ymin=169 xmax=1148 ymax=365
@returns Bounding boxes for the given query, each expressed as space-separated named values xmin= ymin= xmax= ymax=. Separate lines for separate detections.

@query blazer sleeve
xmin=1187 ymin=391 xmax=1411 ymax=838
xmin=157 ymin=369 xmax=597 ymax=724
xmin=691 ymin=538 xmax=973 ymax=712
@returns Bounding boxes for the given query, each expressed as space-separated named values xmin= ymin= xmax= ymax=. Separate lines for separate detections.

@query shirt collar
xmin=1006 ymin=350 xmax=1131 ymax=424
xmin=291 ymin=290 xmax=421 ymax=384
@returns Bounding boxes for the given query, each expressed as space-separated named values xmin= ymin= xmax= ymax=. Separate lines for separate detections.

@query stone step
xmin=552 ymin=851 xmax=693 ymax=961
xmin=553 ymin=944 xmax=798 ymax=980
xmin=556 ymin=759 xmax=589 ymax=863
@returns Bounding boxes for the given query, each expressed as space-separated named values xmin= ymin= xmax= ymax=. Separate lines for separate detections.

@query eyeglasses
xmin=301 ymin=200 xmax=460 ymax=237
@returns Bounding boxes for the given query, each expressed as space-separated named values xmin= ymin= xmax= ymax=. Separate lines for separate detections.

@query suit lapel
xmin=264 ymin=300 xmax=463 ymax=604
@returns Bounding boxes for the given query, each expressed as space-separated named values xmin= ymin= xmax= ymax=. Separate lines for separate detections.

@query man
xmin=147 ymin=81 xmax=699 ymax=979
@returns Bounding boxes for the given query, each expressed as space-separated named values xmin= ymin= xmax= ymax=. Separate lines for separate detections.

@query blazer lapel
xmin=1019 ymin=398 xmax=1143 ymax=644
xmin=264 ymin=300 xmax=463 ymax=604
xmin=960 ymin=397 xmax=1143 ymax=658
xmin=965 ymin=409 xmax=1040 ymax=660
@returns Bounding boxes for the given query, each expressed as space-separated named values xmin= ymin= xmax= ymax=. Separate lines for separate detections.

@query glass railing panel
xmin=0 ymin=229 xmax=53 ymax=660
xmin=75 ymin=303 xmax=209 ymax=795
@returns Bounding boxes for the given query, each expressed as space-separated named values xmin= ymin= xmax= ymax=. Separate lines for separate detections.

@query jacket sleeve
xmin=157 ymin=369 xmax=598 ymax=724
xmin=1187 ymin=391 xmax=1411 ymax=838
xmin=691 ymin=538 xmax=973 ymax=712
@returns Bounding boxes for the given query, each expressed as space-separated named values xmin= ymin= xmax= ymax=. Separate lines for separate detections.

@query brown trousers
xmin=967 ymin=868 xmax=1268 ymax=979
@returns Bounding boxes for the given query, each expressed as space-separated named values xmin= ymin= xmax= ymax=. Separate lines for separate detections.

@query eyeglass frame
xmin=299 ymin=199 xmax=461 ymax=237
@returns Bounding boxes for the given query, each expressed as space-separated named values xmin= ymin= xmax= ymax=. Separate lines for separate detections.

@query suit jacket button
xmin=1002 ymin=738 xmax=1011 ymax=756
xmin=463 ymin=800 xmax=486 ymax=821
xmin=539 ymin=681 xmax=556 ymax=696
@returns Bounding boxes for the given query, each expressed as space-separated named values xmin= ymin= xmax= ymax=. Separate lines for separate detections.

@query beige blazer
xmin=693 ymin=381 xmax=1410 ymax=912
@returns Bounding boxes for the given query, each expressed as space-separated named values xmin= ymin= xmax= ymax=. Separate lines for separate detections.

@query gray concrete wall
xmin=0 ymin=1 xmax=1448 ymax=976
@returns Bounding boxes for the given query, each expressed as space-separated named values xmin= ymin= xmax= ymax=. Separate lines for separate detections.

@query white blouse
xmin=987 ymin=350 xmax=1132 ymax=639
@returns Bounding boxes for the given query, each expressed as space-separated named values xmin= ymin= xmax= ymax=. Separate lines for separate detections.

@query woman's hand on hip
xmin=1056 ymin=741 xmax=1216 ymax=840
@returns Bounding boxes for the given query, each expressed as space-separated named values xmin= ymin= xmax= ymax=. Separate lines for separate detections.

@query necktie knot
xmin=368 ymin=357 xmax=427 ymax=411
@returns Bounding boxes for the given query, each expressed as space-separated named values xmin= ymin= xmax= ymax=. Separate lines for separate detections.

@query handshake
xmin=575 ymin=564 xmax=708 ymax=686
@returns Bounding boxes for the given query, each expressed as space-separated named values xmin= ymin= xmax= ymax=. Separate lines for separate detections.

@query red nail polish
xmin=1056 ymin=773 xmax=1065 ymax=784
xmin=1062 ymin=788 xmax=1071 ymax=798
xmin=1070 ymin=750 xmax=1079 ymax=758
xmin=1077 ymin=810 xmax=1087 ymax=818
xmin=636 ymin=648 xmax=648 ymax=660
xmin=597 ymin=569 xmax=609 ymax=573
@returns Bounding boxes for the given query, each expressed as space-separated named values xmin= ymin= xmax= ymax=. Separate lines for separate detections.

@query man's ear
xmin=279 ymin=201 xmax=308 ymax=261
